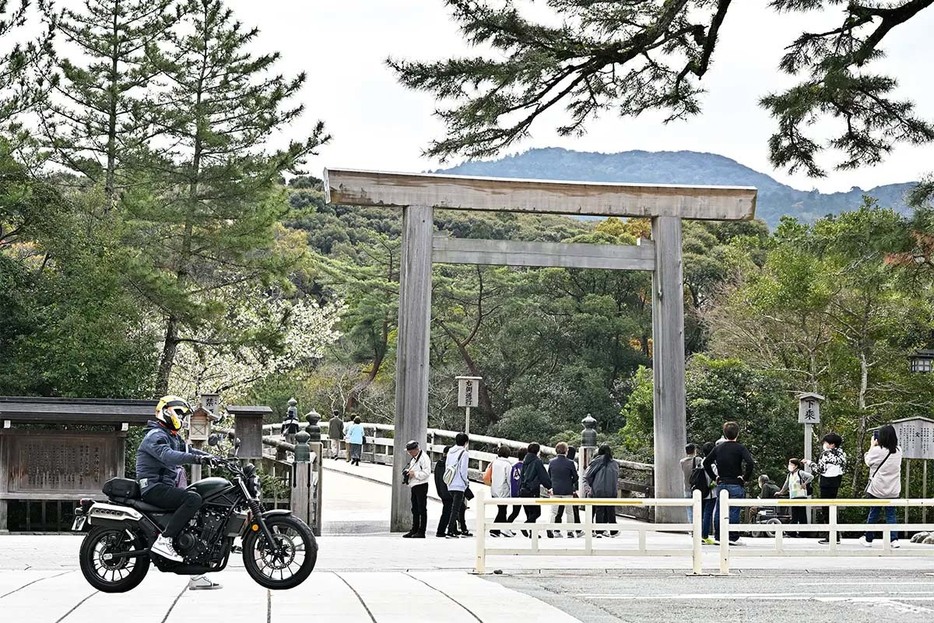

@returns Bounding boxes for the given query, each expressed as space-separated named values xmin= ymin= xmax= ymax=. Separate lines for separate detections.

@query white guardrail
xmin=475 ymin=489 xmax=934 ymax=575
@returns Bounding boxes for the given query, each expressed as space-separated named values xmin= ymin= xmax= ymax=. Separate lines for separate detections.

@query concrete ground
xmin=3 ymin=461 xmax=934 ymax=622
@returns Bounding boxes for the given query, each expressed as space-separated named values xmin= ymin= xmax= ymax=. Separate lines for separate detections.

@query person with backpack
xmin=777 ymin=458 xmax=814 ymax=537
xmin=860 ymin=425 xmax=903 ymax=548
xmin=699 ymin=442 xmax=718 ymax=544
xmin=434 ymin=446 xmax=453 ymax=537
xmin=505 ymin=447 xmax=527 ymax=525
xmin=519 ymin=443 xmax=552 ymax=536
xmin=680 ymin=444 xmax=699 ymax=522
xmin=443 ymin=433 xmax=470 ymax=538
xmin=489 ymin=446 xmax=515 ymax=537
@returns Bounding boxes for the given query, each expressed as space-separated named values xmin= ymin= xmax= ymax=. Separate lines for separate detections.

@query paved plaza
xmin=2 ymin=464 xmax=934 ymax=622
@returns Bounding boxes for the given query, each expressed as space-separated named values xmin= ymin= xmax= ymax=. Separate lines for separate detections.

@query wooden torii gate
xmin=325 ymin=169 xmax=757 ymax=529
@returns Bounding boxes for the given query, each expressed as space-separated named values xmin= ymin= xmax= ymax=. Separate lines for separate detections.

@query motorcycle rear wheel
xmin=79 ymin=527 xmax=150 ymax=593
xmin=242 ymin=515 xmax=317 ymax=589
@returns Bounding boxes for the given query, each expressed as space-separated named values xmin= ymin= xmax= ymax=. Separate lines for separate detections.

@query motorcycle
xmin=72 ymin=436 xmax=317 ymax=593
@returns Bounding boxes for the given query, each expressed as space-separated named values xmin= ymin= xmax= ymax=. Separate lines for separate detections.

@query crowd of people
xmin=327 ymin=411 xmax=907 ymax=546
xmin=681 ymin=421 xmax=904 ymax=547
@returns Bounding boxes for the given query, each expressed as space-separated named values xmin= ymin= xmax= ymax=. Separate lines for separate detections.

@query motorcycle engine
xmin=177 ymin=508 xmax=227 ymax=562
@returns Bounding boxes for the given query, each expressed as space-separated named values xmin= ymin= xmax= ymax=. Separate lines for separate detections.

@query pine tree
xmin=135 ymin=0 xmax=329 ymax=394
xmin=41 ymin=0 xmax=176 ymax=205
xmin=0 ymin=1 xmax=53 ymax=140
xmin=390 ymin=0 xmax=934 ymax=175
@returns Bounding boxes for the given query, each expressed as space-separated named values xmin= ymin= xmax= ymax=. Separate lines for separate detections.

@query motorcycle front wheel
xmin=79 ymin=526 xmax=150 ymax=593
xmin=242 ymin=515 xmax=317 ymax=589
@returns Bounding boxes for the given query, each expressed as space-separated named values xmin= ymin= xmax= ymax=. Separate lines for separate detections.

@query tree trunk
xmin=156 ymin=316 xmax=179 ymax=395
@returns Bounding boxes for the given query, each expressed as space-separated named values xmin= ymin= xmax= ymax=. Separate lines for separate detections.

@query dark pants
xmin=446 ymin=490 xmax=465 ymax=535
xmin=409 ymin=483 xmax=428 ymax=535
xmin=522 ymin=494 xmax=541 ymax=523
xmin=790 ymin=505 xmax=807 ymax=535
xmin=506 ymin=504 xmax=524 ymax=522
xmin=437 ymin=498 xmax=452 ymax=536
xmin=142 ymin=484 xmax=202 ymax=539
xmin=593 ymin=505 xmax=618 ymax=535
xmin=493 ymin=504 xmax=509 ymax=535
xmin=819 ymin=484 xmax=840 ymax=539
xmin=701 ymin=497 xmax=715 ymax=539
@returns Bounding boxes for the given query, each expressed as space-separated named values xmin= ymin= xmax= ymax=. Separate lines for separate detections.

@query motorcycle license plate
xmin=71 ymin=515 xmax=87 ymax=531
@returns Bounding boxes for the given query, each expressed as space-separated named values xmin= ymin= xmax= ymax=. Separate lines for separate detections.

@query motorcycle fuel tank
xmin=187 ymin=477 xmax=233 ymax=500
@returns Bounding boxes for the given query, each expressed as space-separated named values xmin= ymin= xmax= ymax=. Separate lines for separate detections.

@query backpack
xmin=509 ymin=462 xmax=523 ymax=497
xmin=442 ymin=448 xmax=465 ymax=486
xmin=689 ymin=457 xmax=710 ymax=497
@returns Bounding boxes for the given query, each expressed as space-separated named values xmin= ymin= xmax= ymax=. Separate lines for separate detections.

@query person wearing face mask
xmin=777 ymin=458 xmax=813 ymax=537
xmin=803 ymin=433 xmax=847 ymax=544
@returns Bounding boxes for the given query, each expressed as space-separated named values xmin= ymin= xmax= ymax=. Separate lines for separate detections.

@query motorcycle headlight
xmin=249 ymin=475 xmax=262 ymax=497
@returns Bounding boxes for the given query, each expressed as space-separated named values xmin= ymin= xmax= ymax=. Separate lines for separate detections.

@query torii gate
xmin=324 ymin=169 xmax=757 ymax=529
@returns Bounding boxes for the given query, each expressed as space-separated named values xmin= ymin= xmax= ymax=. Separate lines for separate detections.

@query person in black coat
xmin=434 ymin=446 xmax=453 ymax=537
xmin=519 ymin=443 xmax=552 ymax=535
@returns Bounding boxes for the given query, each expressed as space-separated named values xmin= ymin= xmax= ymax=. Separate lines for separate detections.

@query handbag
xmin=483 ymin=463 xmax=493 ymax=486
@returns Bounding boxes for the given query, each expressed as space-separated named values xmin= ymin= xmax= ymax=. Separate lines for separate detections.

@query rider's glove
xmin=196 ymin=454 xmax=216 ymax=465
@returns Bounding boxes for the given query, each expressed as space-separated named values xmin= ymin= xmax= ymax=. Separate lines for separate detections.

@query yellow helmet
xmin=155 ymin=395 xmax=192 ymax=432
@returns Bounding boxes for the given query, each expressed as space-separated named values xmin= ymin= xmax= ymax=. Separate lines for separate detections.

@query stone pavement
xmin=4 ymin=463 xmax=934 ymax=622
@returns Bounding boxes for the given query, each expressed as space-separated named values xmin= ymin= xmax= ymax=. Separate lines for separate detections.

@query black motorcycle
xmin=72 ymin=439 xmax=317 ymax=593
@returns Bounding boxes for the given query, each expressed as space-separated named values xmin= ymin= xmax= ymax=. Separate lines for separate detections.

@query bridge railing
xmin=261 ymin=421 xmax=656 ymax=516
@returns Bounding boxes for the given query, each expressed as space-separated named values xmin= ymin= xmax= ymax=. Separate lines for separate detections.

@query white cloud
xmin=228 ymin=0 xmax=934 ymax=193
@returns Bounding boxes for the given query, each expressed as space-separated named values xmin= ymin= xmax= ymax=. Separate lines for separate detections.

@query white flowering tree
xmin=163 ymin=289 xmax=343 ymax=400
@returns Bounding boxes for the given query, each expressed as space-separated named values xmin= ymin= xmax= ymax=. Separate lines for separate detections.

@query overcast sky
xmin=227 ymin=0 xmax=934 ymax=193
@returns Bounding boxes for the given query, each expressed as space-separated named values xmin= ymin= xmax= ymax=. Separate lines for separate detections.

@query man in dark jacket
xmin=703 ymin=421 xmax=755 ymax=544
xmin=519 ymin=443 xmax=552 ymax=535
xmin=434 ymin=446 xmax=453 ymax=537
xmin=136 ymin=396 xmax=213 ymax=562
xmin=327 ymin=410 xmax=343 ymax=459
xmin=546 ymin=442 xmax=577 ymax=538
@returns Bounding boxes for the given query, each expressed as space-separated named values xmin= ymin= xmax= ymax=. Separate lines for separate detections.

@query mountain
xmin=437 ymin=148 xmax=918 ymax=227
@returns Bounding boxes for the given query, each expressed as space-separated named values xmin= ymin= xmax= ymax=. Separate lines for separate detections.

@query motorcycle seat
xmin=131 ymin=499 xmax=172 ymax=513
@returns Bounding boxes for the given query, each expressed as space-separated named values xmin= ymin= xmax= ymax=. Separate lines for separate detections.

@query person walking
xmin=444 ymin=433 xmax=470 ymax=538
xmin=703 ymin=421 xmax=755 ymax=545
xmin=803 ymin=432 xmax=847 ymax=544
xmin=680 ymin=444 xmax=698 ymax=522
xmin=402 ymin=440 xmax=431 ymax=538
xmin=490 ymin=446 xmax=515 ymax=537
xmin=777 ymin=458 xmax=813 ymax=537
xmin=860 ymin=425 xmax=903 ymax=548
xmin=343 ymin=415 xmax=354 ymax=463
xmin=327 ymin=410 xmax=343 ymax=460
xmin=547 ymin=442 xmax=577 ymax=538
xmin=346 ymin=416 xmax=365 ymax=466
xmin=434 ymin=446 xmax=453 ymax=537
xmin=518 ymin=443 xmax=552 ymax=537
xmin=585 ymin=445 xmax=620 ymax=536
xmin=699 ymin=442 xmax=718 ymax=544
xmin=556 ymin=446 xmax=583 ymax=537
xmin=505 ymin=447 xmax=527 ymax=524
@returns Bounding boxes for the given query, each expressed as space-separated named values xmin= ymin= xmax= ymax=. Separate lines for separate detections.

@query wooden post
xmin=311 ymin=442 xmax=323 ymax=536
xmin=291 ymin=462 xmax=311 ymax=525
xmin=651 ymin=216 xmax=687 ymax=523
xmin=391 ymin=204 xmax=433 ymax=532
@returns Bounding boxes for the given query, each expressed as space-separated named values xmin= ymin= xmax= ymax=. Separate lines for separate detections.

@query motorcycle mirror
xmin=208 ymin=434 xmax=221 ymax=447
xmin=234 ymin=438 xmax=241 ymax=457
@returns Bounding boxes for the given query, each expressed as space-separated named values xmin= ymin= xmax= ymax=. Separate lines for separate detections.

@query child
xmin=778 ymin=458 xmax=813 ymax=537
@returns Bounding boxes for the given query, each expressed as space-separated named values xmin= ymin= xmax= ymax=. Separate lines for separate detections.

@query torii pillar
xmin=325 ymin=169 xmax=757 ymax=527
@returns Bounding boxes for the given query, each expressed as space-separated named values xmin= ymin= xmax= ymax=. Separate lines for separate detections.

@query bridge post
xmin=391 ymin=204 xmax=434 ymax=531
xmin=651 ymin=216 xmax=688 ymax=523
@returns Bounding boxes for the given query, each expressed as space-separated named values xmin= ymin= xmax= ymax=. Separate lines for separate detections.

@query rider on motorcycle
xmin=137 ymin=395 xmax=213 ymax=562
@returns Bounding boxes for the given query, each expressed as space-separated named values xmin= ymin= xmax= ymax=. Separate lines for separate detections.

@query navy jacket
xmin=547 ymin=455 xmax=578 ymax=496
xmin=136 ymin=420 xmax=203 ymax=492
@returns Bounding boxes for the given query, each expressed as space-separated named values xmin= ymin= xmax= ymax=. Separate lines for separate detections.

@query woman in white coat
xmin=860 ymin=424 xmax=903 ymax=548
xmin=490 ymin=446 xmax=515 ymax=537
